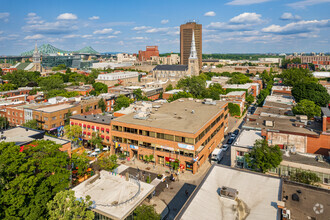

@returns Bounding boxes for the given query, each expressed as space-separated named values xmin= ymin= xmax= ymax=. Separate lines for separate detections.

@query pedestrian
xmin=166 ymin=183 xmax=168 ymax=189
xmin=185 ymin=190 xmax=189 ymax=196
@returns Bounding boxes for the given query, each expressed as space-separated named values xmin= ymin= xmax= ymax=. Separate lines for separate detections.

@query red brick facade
xmin=138 ymin=46 xmax=159 ymax=61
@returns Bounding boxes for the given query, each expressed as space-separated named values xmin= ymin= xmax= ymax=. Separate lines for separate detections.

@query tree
xmin=280 ymin=68 xmax=317 ymax=86
xmin=289 ymin=169 xmax=321 ymax=186
xmin=92 ymin=82 xmax=108 ymax=95
xmin=0 ymin=140 xmax=71 ymax=219
xmin=47 ymin=190 xmax=94 ymax=220
xmin=39 ymin=75 xmax=64 ymax=91
xmin=133 ymin=89 xmax=149 ymax=101
xmin=205 ymin=83 xmax=225 ymax=100
xmin=65 ymin=109 xmax=72 ymax=125
xmin=227 ymin=73 xmax=252 ymax=84
xmin=1 ymin=70 xmax=40 ymax=87
xmin=134 ymin=204 xmax=161 ymax=220
xmin=177 ymin=76 xmax=207 ymax=98
xmin=98 ymin=98 xmax=106 ymax=112
xmin=246 ymin=94 xmax=255 ymax=105
xmin=95 ymin=154 xmax=118 ymax=171
xmin=291 ymin=82 xmax=330 ymax=107
xmin=292 ymin=99 xmax=321 ymax=119
xmin=65 ymin=68 xmax=71 ymax=74
xmin=228 ymin=103 xmax=241 ymax=116
xmin=168 ymin=91 xmax=193 ymax=102
xmin=0 ymin=116 xmax=9 ymax=129
xmin=114 ymin=95 xmax=133 ymax=111
xmin=22 ymin=119 xmax=40 ymax=130
xmin=71 ymin=152 xmax=90 ymax=176
xmin=0 ymin=83 xmax=18 ymax=91
xmin=165 ymin=84 xmax=173 ymax=91
xmin=244 ymin=139 xmax=282 ymax=173
xmin=88 ymin=132 xmax=103 ymax=149
xmin=64 ymin=125 xmax=82 ymax=146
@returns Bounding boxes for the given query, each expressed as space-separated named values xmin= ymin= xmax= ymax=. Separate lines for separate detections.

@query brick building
xmin=0 ymin=87 xmax=33 ymax=98
xmin=138 ymin=46 xmax=159 ymax=61
xmin=111 ymin=99 xmax=228 ymax=174
xmin=70 ymin=114 xmax=113 ymax=148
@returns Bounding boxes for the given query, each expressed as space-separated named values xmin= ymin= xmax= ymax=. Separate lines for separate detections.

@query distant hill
xmin=21 ymin=44 xmax=99 ymax=56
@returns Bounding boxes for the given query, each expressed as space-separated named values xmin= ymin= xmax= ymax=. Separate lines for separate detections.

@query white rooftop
xmin=164 ymin=89 xmax=183 ymax=94
xmin=233 ymin=130 xmax=263 ymax=148
xmin=265 ymin=95 xmax=295 ymax=105
xmin=97 ymin=72 xmax=139 ymax=81
xmin=73 ymin=170 xmax=155 ymax=220
xmin=37 ymin=104 xmax=74 ymax=113
xmin=223 ymin=91 xmax=246 ymax=96
xmin=180 ymin=165 xmax=281 ymax=220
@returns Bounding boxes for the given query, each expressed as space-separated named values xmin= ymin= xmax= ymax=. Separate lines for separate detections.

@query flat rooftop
xmin=244 ymin=115 xmax=320 ymax=136
xmin=282 ymin=181 xmax=330 ymax=220
xmin=42 ymin=135 xmax=70 ymax=145
xmin=253 ymin=107 xmax=294 ymax=117
xmin=282 ymin=152 xmax=330 ymax=170
xmin=164 ymin=89 xmax=183 ymax=94
xmin=233 ymin=130 xmax=263 ymax=148
xmin=71 ymin=114 xmax=113 ymax=125
xmin=178 ymin=165 xmax=281 ymax=220
xmin=0 ymin=127 xmax=44 ymax=146
xmin=73 ymin=170 xmax=155 ymax=220
xmin=36 ymin=104 xmax=74 ymax=113
xmin=113 ymin=99 xmax=227 ymax=134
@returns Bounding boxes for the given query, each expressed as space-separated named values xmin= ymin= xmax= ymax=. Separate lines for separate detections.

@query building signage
xmin=130 ymin=145 xmax=139 ymax=150
xmin=160 ymin=145 xmax=174 ymax=151
xmin=178 ymin=143 xmax=194 ymax=151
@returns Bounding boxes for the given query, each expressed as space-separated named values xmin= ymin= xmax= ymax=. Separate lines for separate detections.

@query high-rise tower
xmin=188 ymin=30 xmax=199 ymax=76
xmin=180 ymin=21 xmax=202 ymax=68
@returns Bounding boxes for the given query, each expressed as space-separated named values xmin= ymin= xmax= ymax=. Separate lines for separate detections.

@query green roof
xmin=21 ymin=44 xmax=99 ymax=56
xmin=16 ymin=63 xmax=31 ymax=70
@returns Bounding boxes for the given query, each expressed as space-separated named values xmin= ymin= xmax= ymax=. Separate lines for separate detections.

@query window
xmin=164 ymin=134 xmax=174 ymax=141
xmin=44 ymin=125 xmax=48 ymax=129
xmin=324 ymin=178 xmax=329 ymax=184
xmin=52 ymin=116 xmax=57 ymax=120
xmin=52 ymin=124 xmax=56 ymax=128
xmin=35 ymin=115 xmax=39 ymax=119
xmin=20 ymin=113 xmax=23 ymax=117
xmin=44 ymin=117 xmax=48 ymax=121
xmin=60 ymin=115 xmax=62 ymax=119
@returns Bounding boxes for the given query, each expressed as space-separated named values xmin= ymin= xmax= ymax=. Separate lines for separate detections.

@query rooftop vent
xmin=219 ymin=186 xmax=238 ymax=200
xmin=191 ymin=110 xmax=195 ymax=114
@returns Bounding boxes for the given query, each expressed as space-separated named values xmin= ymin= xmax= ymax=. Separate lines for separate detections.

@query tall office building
xmin=180 ymin=21 xmax=202 ymax=68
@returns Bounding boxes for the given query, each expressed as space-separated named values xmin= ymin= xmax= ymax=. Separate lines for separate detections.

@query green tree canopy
xmin=165 ymin=84 xmax=173 ymax=91
xmin=88 ymin=132 xmax=103 ymax=149
xmin=292 ymin=99 xmax=321 ymax=119
xmin=71 ymin=152 xmax=90 ymax=176
xmin=0 ymin=140 xmax=71 ymax=219
xmin=228 ymin=103 xmax=241 ymax=116
xmin=64 ymin=125 xmax=82 ymax=143
xmin=98 ymin=98 xmax=106 ymax=112
xmin=0 ymin=116 xmax=9 ymax=129
xmin=2 ymin=70 xmax=40 ymax=87
xmin=227 ymin=73 xmax=252 ymax=84
xmin=177 ymin=76 xmax=207 ymax=98
xmin=291 ymin=82 xmax=330 ymax=107
xmin=39 ymin=75 xmax=64 ymax=91
xmin=133 ymin=204 xmax=161 ymax=220
xmin=92 ymin=82 xmax=108 ymax=95
xmin=246 ymin=94 xmax=255 ymax=105
xmin=244 ymin=139 xmax=282 ymax=173
xmin=289 ymin=169 xmax=321 ymax=186
xmin=168 ymin=91 xmax=193 ymax=102
xmin=95 ymin=154 xmax=118 ymax=171
xmin=280 ymin=68 xmax=317 ymax=86
xmin=22 ymin=119 xmax=40 ymax=130
xmin=114 ymin=95 xmax=133 ymax=111
xmin=133 ymin=89 xmax=150 ymax=101
xmin=0 ymin=83 xmax=18 ymax=91
xmin=205 ymin=83 xmax=225 ymax=100
xmin=47 ymin=190 xmax=94 ymax=220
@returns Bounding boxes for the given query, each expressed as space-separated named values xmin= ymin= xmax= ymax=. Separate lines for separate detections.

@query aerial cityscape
xmin=0 ymin=0 xmax=329 ymax=220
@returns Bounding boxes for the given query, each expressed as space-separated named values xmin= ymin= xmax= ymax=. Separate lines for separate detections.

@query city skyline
xmin=1 ymin=0 xmax=330 ymax=55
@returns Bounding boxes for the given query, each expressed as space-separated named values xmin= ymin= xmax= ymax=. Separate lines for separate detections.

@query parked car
xmin=222 ymin=144 xmax=229 ymax=151
xmin=227 ymin=138 xmax=234 ymax=145
xmin=233 ymin=129 xmax=240 ymax=135
xmin=230 ymin=133 xmax=236 ymax=138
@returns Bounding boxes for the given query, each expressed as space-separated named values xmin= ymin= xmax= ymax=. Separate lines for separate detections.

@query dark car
xmin=233 ymin=129 xmax=240 ymax=135
xmin=227 ymin=138 xmax=234 ymax=145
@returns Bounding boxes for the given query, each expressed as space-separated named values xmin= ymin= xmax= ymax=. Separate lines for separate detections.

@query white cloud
xmin=63 ymin=34 xmax=80 ymax=38
xmin=98 ymin=35 xmax=117 ymax=39
xmin=113 ymin=31 xmax=121 ymax=34
xmin=132 ymin=26 xmax=151 ymax=31
xmin=57 ymin=13 xmax=77 ymax=20
xmin=82 ymin=35 xmax=92 ymax=38
xmin=24 ymin=34 xmax=44 ymax=40
xmin=226 ymin=0 xmax=272 ymax=5
xmin=287 ymin=0 xmax=330 ymax=8
xmin=145 ymin=27 xmax=169 ymax=33
xmin=161 ymin=19 xmax=169 ymax=24
xmin=23 ymin=20 xmax=78 ymax=34
xmin=89 ymin=16 xmax=100 ymax=20
xmin=229 ymin=12 xmax=262 ymax=24
xmin=26 ymin=13 xmax=44 ymax=24
xmin=262 ymin=19 xmax=330 ymax=35
xmin=118 ymin=41 xmax=124 ymax=45
xmin=280 ymin=13 xmax=301 ymax=21
xmin=93 ymin=28 xmax=113 ymax=34
xmin=207 ymin=22 xmax=255 ymax=31
xmin=0 ymin=12 xmax=10 ymax=22
xmin=132 ymin=37 xmax=149 ymax=40
xmin=204 ymin=11 xmax=216 ymax=17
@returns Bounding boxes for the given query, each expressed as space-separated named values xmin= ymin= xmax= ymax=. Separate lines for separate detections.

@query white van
xmin=211 ymin=148 xmax=224 ymax=163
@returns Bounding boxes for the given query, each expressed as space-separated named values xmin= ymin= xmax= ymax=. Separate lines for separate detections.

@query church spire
xmin=34 ymin=41 xmax=38 ymax=53
xmin=189 ymin=30 xmax=197 ymax=59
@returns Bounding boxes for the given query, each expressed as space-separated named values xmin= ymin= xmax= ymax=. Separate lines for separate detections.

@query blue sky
xmin=0 ymin=0 xmax=330 ymax=55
